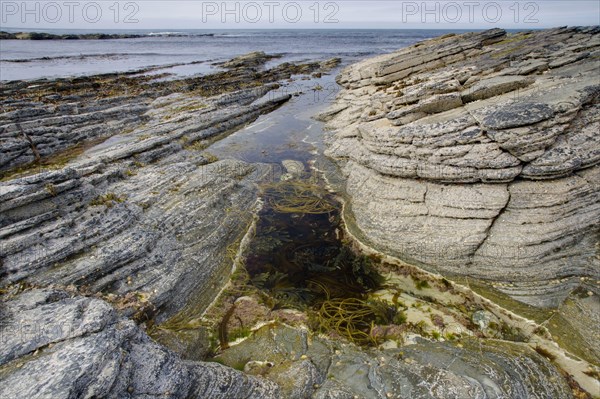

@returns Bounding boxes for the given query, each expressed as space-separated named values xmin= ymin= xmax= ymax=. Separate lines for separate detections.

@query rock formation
xmin=320 ymin=27 xmax=600 ymax=307
xmin=215 ymin=324 xmax=575 ymax=399
xmin=0 ymin=56 xmax=335 ymax=398
xmin=0 ymin=31 xmax=203 ymax=40
xmin=0 ymin=289 xmax=280 ymax=398
xmin=1 ymin=32 xmax=598 ymax=397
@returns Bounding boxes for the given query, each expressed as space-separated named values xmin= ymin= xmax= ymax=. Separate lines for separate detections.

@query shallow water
xmin=208 ymin=67 xmax=387 ymax=309
xmin=210 ymin=72 xmax=338 ymax=164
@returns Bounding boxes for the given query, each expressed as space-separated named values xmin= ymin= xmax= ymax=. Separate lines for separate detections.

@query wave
xmin=213 ymin=33 xmax=257 ymax=38
xmin=146 ymin=32 xmax=215 ymax=37
xmin=148 ymin=31 xmax=187 ymax=36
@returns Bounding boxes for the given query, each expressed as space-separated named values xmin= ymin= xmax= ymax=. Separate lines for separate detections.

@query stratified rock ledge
xmin=0 ymin=54 xmax=337 ymax=398
xmin=321 ymin=27 xmax=600 ymax=308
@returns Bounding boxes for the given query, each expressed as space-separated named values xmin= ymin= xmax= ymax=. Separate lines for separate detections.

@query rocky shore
xmin=320 ymin=26 xmax=600 ymax=309
xmin=1 ymin=29 xmax=599 ymax=398
xmin=0 ymin=53 xmax=337 ymax=398
xmin=0 ymin=31 xmax=208 ymax=40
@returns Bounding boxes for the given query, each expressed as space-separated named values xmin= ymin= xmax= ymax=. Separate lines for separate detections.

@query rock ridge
xmin=0 ymin=55 xmax=336 ymax=397
xmin=321 ymin=26 xmax=600 ymax=307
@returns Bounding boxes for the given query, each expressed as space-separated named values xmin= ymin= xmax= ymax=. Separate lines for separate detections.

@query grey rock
xmin=216 ymin=324 xmax=574 ymax=399
xmin=281 ymin=159 xmax=305 ymax=180
xmin=476 ymin=102 xmax=554 ymax=130
xmin=323 ymin=27 xmax=600 ymax=307
xmin=0 ymin=55 xmax=338 ymax=397
xmin=461 ymin=76 xmax=534 ymax=103
xmin=220 ymin=51 xmax=281 ymax=69
xmin=472 ymin=310 xmax=497 ymax=329
xmin=548 ymin=52 xmax=589 ymax=68
xmin=0 ymin=289 xmax=280 ymax=399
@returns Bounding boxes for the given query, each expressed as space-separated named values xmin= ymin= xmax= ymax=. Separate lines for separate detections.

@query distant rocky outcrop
xmin=0 ymin=31 xmax=214 ymax=40
xmin=321 ymin=27 xmax=600 ymax=308
xmin=218 ymin=51 xmax=282 ymax=69
xmin=0 ymin=31 xmax=149 ymax=40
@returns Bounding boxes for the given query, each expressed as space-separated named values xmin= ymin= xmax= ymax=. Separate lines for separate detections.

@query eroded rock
xmin=0 ymin=289 xmax=280 ymax=399
xmin=0 ymin=54 xmax=338 ymax=397
xmin=323 ymin=27 xmax=600 ymax=308
xmin=216 ymin=324 xmax=575 ymax=399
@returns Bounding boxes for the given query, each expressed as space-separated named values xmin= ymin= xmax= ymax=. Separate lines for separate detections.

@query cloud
xmin=1 ymin=0 xmax=598 ymax=29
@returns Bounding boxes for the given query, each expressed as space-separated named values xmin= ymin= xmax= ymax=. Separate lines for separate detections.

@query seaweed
xmin=314 ymin=297 xmax=403 ymax=346
xmin=89 ymin=192 xmax=126 ymax=208
xmin=534 ymin=345 xmax=556 ymax=361
xmin=261 ymin=180 xmax=335 ymax=215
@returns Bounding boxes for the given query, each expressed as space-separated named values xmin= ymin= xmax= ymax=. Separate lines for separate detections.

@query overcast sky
xmin=1 ymin=1 xmax=599 ymax=30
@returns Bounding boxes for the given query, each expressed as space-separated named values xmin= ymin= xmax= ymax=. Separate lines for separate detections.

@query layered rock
xmin=216 ymin=324 xmax=575 ymax=399
xmin=321 ymin=27 xmax=600 ymax=307
xmin=0 ymin=56 xmax=336 ymax=397
xmin=0 ymin=86 xmax=289 ymax=321
xmin=0 ymin=289 xmax=280 ymax=398
xmin=0 ymin=56 xmax=329 ymax=173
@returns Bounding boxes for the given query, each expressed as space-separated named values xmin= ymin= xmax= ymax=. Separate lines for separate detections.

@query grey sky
xmin=1 ymin=1 xmax=599 ymax=30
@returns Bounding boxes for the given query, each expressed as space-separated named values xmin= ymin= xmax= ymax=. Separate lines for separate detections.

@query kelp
xmin=329 ymin=247 xmax=385 ymax=291
xmin=242 ymin=175 xmax=394 ymax=345
xmin=247 ymin=243 xmax=384 ymax=309
xmin=261 ymin=180 xmax=336 ymax=214
xmin=314 ymin=297 xmax=402 ymax=346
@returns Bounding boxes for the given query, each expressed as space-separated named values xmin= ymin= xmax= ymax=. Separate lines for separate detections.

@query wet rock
xmin=472 ymin=310 xmax=497 ymax=329
xmin=0 ymin=55 xmax=323 ymax=174
xmin=227 ymin=296 xmax=270 ymax=335
xmin=220 ymin=51 xmax=281 ymax=69
xmin=324 ymin=27 xmax=600 ymax=308
xmin=281 ymin=159 xmax=305 ymax=180
xmin=321 ymin=57 xmax=342 ymax=70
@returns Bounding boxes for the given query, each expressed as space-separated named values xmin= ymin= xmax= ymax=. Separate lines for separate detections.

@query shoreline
xmin=0 ymin=31 xmax=216 ymax=40
xmin=0 ymin=51 xmax=340 ymax=398
xmin=1 ymin=27 xmax=598 ymax=398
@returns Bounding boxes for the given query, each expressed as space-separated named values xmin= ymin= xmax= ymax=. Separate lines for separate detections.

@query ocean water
xmin=0 ymin=29 xmax=468 ymax=81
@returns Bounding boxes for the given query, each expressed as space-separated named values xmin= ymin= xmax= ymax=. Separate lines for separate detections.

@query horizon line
xmin=3 ymin=26 xmax=580 ymax=31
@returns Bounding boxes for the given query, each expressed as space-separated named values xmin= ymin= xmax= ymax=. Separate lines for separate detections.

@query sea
xmin=0 ymin=29 xmax=473 ymax=81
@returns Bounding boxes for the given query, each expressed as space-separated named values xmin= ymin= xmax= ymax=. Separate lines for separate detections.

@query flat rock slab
xmin=477 ymin=102 xmax=555 ymax=130
xmin=461 ymin=76 xmax=533 ymax=103
xmin=216 ymin=324 xmax=573 ymax=399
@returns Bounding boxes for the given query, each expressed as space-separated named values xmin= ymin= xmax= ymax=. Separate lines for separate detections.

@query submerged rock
xmin=323 ymin=27 xmax=600 ymax=308
xmin=281 ymin=159 xmax=305 ymax=180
